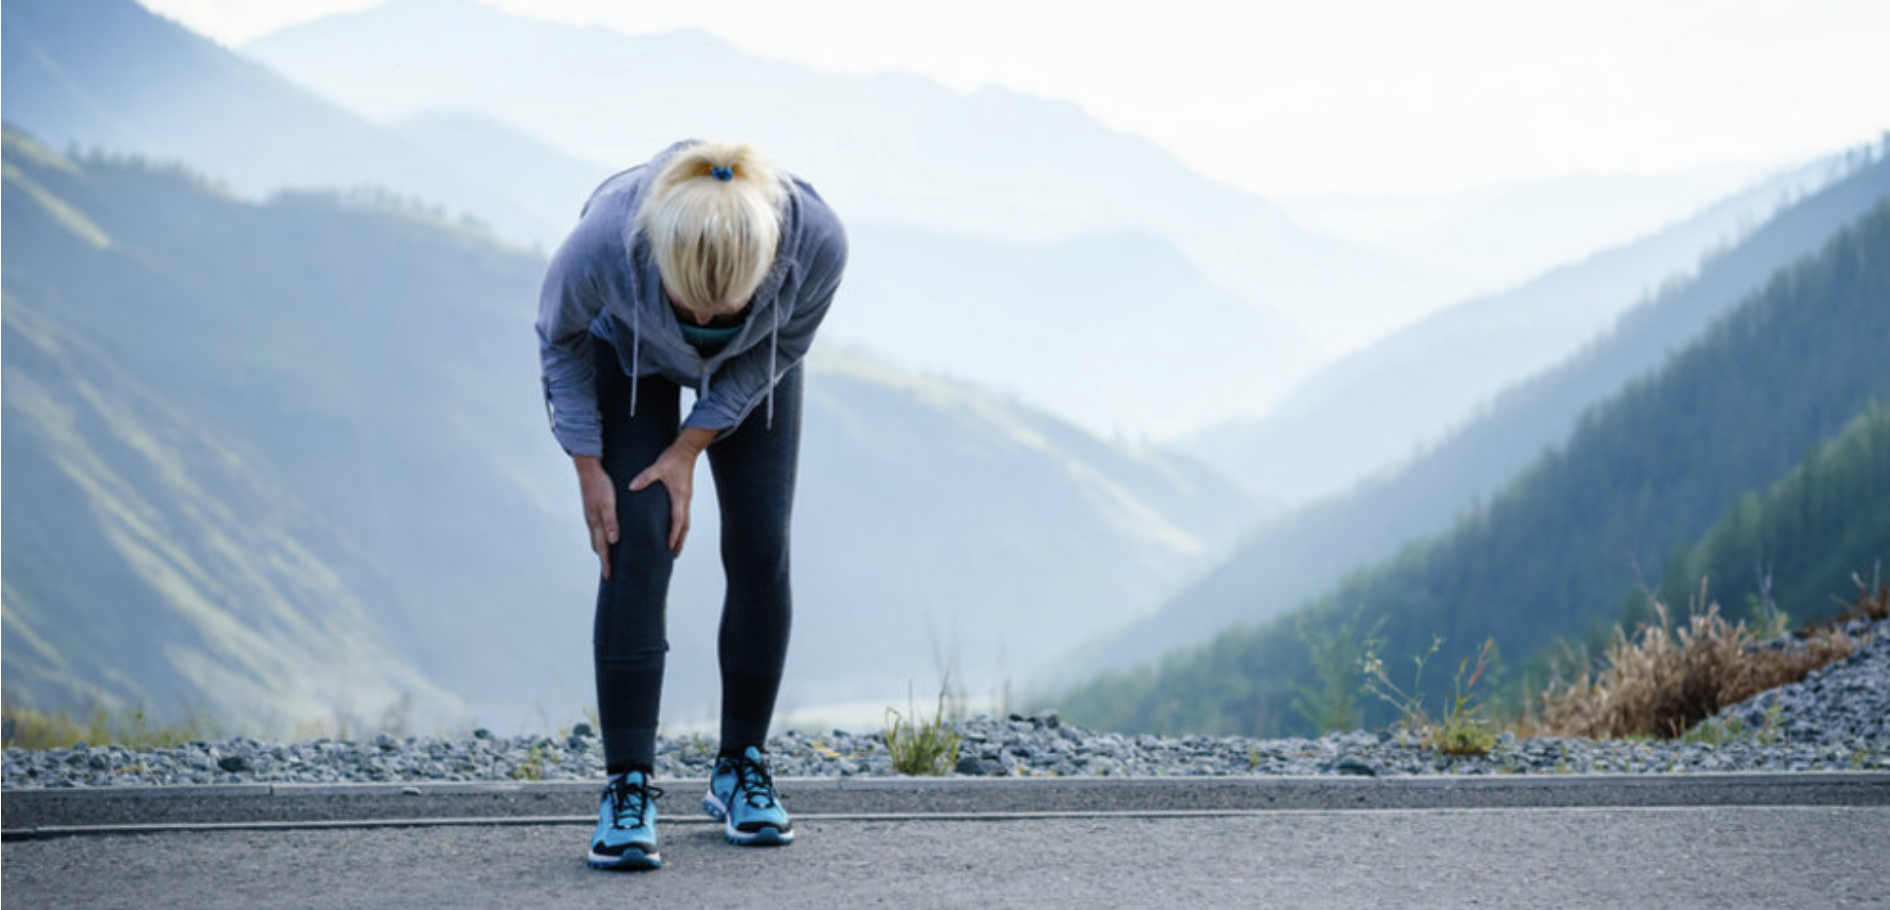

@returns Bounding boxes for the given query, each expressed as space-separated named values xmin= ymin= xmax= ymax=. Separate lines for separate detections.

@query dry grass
xmin=883 ymin=688 xmax=962 ymax=776
xmin=1812 ymin=574 xmax=1890 ymax=630
xmin=1533 ymin=594 xmax=1858 ymax=741
xmin=0 ymin=699 xmax=218 ymax=750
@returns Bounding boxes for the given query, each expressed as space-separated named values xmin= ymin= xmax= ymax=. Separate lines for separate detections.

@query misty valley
xmin=3 ymin=0 xmax=1887 ymax=744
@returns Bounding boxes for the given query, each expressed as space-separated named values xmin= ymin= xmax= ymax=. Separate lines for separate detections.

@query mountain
xmin=3 ymin=0 xmax=1346 ymax=439
xmin=1056 ymin=195 xmax=1890 ymax=735
xmin=1 ymin=125 xmax=562 ymax=729
xmin=384 ymin=109 xmax=616 ymax=250
xmin=787 ymin=347 xmax=1263 ymax=711
xmin=1 ymin=126 xmax=1257 ymax=730
xmin=0 ymin=0 xmax=580 ymax=248
xmin=1043 ymin=145 xmax=1890 ymax=688
xmin=371 ymin=107 xmax=1321 ymax=438
xmin=1277 ymin=163 xmax=1786 ymax=296
xmin=241 ymin=0 xmax=1452 ymax=357
xmin=1193 ymin=152 xmax=1859 ymax=507
xmin=1 ymin=132 xmax=456 ymax=729
xmin=1653 ymin=400 xmax=1890 ymax=625
xmin=1 ymin=298 xmax=455 ymax=729
xmin=825 ymin=226 xmax=1317 ymax=438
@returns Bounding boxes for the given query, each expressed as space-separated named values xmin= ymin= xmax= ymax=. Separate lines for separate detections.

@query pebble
xmin=7 ymin=620 xmax=1885 ymax=789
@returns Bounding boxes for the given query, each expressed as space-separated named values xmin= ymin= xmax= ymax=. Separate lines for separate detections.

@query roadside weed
xmin=1292 ymin=612 xmax=1385 ymax=734
xmin=884 ymin=686 xmax=961 ymax=776
xmin=1361 ymin=636 xmax=1500 ymax=756
xmin=511 ymin=742 xmax=554 ymax=780
xmin=1682 ymin=701 xmax=1784 ymax=747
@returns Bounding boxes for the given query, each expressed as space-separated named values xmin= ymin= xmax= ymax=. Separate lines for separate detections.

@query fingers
xmin=622 ymin=448 xmax=695 ymax=558
xmin=575 ymin=458 xmax=619 ymax=580
xmin=669 ymin=493 xmax=690 ymax=557
xmin=588 ymin=500 xmax=615 ymax=580
xmin=589 ymin=522 xmax=610 ymax=579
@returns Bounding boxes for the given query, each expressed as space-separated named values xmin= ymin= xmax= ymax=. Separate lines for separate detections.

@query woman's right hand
xmin=572 ymin=455 xmax=619 ymax=579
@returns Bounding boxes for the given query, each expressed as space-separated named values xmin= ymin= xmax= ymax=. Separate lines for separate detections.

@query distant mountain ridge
xmin=1193 ymin=152 xmax=1857 ymax=507
xmin=829 ymin=226 xmax=1317 ymax=438
xmin=240 ymin=0 xmax=1454 ymax=357
xmin=0 ymin=0 xmax=573 ymax=246
xmin=1277 ymin=163 xmax=1784 ymax=296
xmin=3 ymin=0 xmax=1332 ymax=441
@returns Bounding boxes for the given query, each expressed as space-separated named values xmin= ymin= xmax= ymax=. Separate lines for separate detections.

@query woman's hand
xmin=572 ymin=455 xmax=618 ymax=579
xmin=630 ymin=427 xmax=719 ymax=557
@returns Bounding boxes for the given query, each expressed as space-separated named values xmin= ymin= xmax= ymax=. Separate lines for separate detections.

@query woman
xmin=537 ymin=139 xmax=847 ymax=871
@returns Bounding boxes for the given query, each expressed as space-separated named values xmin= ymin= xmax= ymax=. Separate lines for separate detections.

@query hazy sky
xmin=141 ymin=0 xmax=1887 ymax=198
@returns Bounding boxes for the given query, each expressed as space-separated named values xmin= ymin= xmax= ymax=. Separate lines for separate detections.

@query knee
xmin=617 ymin=479 xmax=673 ymax=536
xmin=720 ymin=541 xmax=790 ymax=595
xmin=718 ymin=516 xmax=790 ymax=574
xmin=608 ymin=485 xmax=675 ymax=564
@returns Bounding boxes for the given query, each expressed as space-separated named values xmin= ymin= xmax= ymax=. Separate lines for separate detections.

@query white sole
xmin=587 ymin=846 xmax=661 ymax=869
xmin=703 ymin=791 xmax=794 ymax=845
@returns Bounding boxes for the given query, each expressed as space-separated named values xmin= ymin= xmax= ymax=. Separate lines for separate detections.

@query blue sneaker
xmin=703 ymin=746 xmax=794 ymax=846
xmin=587 ymin=772 xmax=663 ymax=870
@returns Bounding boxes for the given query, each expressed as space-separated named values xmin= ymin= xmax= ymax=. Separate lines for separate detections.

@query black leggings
xmin=590 ymin=337 xmax=800 ymax=770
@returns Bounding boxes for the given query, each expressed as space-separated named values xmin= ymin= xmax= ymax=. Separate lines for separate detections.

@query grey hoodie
xmin=537 ymin=141 xmax=848 ymax=458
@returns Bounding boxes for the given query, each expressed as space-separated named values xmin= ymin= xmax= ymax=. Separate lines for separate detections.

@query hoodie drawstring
xmin=766 ymin=303 xmax=780 ymax=429
xmin=630 ymin=270 xmax=786 ymax=432
xmin=630 ymin=303 xmax=641 ymax=418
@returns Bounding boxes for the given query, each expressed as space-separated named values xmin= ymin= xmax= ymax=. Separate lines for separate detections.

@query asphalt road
xmin=6 ymin=775 xmax=1887 ymax=909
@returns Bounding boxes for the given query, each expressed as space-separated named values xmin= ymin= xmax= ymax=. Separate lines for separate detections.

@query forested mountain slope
xmin=2 ymin=133 xmax=456 ymax=727
xmin=1043 ymin=148 xmax=1890 ymax=689
xmin=1058 ymin=198 xmax=1890 ymax=735
xmin=1652 ymin=400 xmax=1890 ymax=624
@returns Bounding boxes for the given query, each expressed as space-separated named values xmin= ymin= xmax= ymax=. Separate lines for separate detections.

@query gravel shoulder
xmin=7 ymin=619 xmax=1885 ymax=789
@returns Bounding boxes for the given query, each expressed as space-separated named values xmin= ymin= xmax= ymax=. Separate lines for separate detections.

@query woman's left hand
xmin=629 ymin=427 xmax=718 ymax=556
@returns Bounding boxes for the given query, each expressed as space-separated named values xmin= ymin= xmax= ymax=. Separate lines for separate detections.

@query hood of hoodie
xmin=538 ymin=138 xmax=847 ymax=455
xmin=592 ymin=140 xmax=805 ymax=392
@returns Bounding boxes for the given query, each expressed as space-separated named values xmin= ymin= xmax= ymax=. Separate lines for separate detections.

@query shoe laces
xmin=606 ymin=775 xmax=663 ymax=828
xmin=727 ymin=753 xmax=779 ymax=809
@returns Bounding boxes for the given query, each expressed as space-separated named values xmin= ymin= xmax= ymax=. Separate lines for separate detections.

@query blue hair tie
xmin=711 ymin=166 xmax=734 ymax=181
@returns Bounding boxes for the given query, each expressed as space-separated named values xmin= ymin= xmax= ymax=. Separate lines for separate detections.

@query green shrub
xmin=1361 ymin=636 xmax=1500 ymax=756
xmin=884 ymin=690 xmax=961 ymax=776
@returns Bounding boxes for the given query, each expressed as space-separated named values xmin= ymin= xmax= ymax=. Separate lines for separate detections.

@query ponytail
xmin=637 ymin=141 xmax=785 ymax=315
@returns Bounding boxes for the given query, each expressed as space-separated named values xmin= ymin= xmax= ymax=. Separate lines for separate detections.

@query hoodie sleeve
xmin=683 ymin=197 xmax=848 ymax=432
xmin=536 ymin=220 xmax=611 ymax=458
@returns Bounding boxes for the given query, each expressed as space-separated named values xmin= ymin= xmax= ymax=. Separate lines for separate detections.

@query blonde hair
xmin=636 ymin=141 xmax=785 ymax=315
